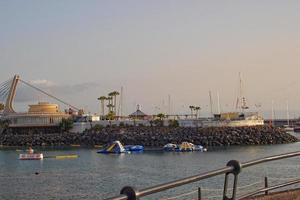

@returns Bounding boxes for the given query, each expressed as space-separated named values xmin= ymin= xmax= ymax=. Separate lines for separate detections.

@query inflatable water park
xmin=163 ymin=142 xmax=207 ymax=152
xmin=97 ymin=141 xmax=144 ymax=154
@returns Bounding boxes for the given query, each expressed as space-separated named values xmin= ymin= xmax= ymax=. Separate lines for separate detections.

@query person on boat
xmin=28 ymin=147 xmax=34 ymax=154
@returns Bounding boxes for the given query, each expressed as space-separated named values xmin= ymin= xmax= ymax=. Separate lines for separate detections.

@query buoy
xmin=35 ymin=172 xmax=39 ymax=175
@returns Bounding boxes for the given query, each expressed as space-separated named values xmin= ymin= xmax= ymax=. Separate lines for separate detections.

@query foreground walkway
xmin=247 ymin=189 xmax=300 ymax=200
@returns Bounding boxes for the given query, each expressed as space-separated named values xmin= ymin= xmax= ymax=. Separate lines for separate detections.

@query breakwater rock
xmin=0 ymin=125 xmax=298 ymax=147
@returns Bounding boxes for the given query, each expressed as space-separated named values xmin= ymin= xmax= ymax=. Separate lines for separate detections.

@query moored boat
xmin=19 ymin=153 xmax=43 ymax=160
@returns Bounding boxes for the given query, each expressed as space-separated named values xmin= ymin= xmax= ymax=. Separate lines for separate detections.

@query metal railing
xmin=104 ymin=151 xmax=300 ymax=200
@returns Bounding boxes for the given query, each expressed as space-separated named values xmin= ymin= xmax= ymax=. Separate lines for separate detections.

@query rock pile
xmin=0 ymin=126 xmax=298 ymax=147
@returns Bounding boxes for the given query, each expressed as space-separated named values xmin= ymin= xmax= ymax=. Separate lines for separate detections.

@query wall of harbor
xmin=0 ymin=125 xmax=298 ymax=147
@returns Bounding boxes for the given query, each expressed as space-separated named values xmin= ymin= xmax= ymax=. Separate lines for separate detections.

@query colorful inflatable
xmin=97 ymin=141 xmax=127 ymax=154
xmin=163 ymin=143 xmax=178 ymax=151
xmin=124 ymin=145 xmax=144 ymax=152
xmin=163 ymin=142 xmax=207 ymax=152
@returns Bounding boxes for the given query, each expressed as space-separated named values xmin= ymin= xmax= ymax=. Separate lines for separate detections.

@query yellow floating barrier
xmin=44 ymin=154 xmax=78 ymax=159
xmin=94 ymin=145 xmax=103 ymax=148
xmin=55 ymin=155 xmax=78 ymax=159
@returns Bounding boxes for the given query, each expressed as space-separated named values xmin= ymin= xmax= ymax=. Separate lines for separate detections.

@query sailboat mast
xmin=286 ymin=100 xmax=290 ymax=126
xmin=217 ymin=91 xmax=221 ymax=114
xmin=209 ymin=90 xmax=213 ymax=117
xmin=271 ymin=100 xmax=275 ymax=126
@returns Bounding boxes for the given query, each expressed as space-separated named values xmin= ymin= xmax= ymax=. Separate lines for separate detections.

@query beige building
xmin=5 ymin=102 xmax=70 ymax=127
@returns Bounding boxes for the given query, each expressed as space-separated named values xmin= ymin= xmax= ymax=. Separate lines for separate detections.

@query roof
xmin=129 ymin=109 xmax=147 ymax=117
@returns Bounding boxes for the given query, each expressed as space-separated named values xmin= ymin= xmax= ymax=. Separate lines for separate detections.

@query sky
xmin=1 ymin=1 xmax=300 ymax=118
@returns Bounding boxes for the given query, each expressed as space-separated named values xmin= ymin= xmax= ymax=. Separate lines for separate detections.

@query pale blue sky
xmin=1 ymin=1 xmax=300 ymax=118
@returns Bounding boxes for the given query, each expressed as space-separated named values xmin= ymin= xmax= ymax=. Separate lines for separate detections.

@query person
xmin=28 ymin=147 xmax=34 ymax=154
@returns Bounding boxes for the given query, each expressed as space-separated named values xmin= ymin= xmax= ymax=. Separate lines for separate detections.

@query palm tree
xmin=106 ymin=104 xmax=114 ymax=119
xmin=111 ymin=91 xmax=120 ymax=114
xmin=106 ymin=96 xmax=113 ymax=113
xmin=157 ymin=113 xmax=165 ymax=120
xmin=194 ymin=106 xmax=201 ymax=118
xmin=97 ymin=96 xmax=107 ymax=120
xmin=189 ymin=106 xmax=195 ymax=118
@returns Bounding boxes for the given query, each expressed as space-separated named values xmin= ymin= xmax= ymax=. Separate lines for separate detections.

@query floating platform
xmin=19 ymin=153 xmax=43 ymax=160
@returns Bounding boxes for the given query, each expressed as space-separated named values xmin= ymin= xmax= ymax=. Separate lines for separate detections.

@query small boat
xmin=163 ymin=143 xmax=178 ymax=151
xmin=97 ymin=141 xmax=127 ymax=154
xmin=19 ymin=153 xmax=43 ymax=160
xmin=124 ymin=145 xmax=144 ymax=152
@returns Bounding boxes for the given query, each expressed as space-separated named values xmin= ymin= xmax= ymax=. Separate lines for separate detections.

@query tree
xmin=97 ymin=96 xmax=107 ymax=119
xmin=106 ymin=111 xmax=115 ymax=120
xmin=59 ymin=118 xmax=73 ymax=132
xmin=189 ymin=106 xmax=195 ymax=117
xmin=194 ymin=106 xmax=201 ymax=118
xmin=106 ymin=96 xmax=113 ymax=113
xmin=108 ymin=91 xmax=120 ymax=115
xmin=168 ymin=119 xmax=179 ymax=127
xmin=157 ymin=113 xmax=165 ymax=120
xmin=0 ymin=103 xmax=4 ymax=111
xmin=0 ymin=119 xmax=10 ymax=129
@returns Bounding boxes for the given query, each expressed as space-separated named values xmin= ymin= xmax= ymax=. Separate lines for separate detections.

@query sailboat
xmin=283 ymin=101 xmax=294 ymax=131
xmin=206 ymin=73 xmax=264 ymax=127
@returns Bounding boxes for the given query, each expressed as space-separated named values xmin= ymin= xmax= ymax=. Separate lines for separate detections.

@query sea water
xmin=0 ymin=134 xmax=300 ymax=200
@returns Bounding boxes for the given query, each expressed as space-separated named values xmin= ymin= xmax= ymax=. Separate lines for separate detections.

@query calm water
xmin=1 ymin=134 xmax=300 ymax=200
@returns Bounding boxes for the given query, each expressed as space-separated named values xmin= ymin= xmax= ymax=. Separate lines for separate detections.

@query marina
xmin=2 ymin=1 xmax=300 ymax=199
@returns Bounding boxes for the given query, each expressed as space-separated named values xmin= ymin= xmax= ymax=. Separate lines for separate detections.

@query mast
xmin=236 ymin=72 xmax=248 ymax=112
xmin=209 ymin=90 xmax=213 ymax=117
xmin=217 ymin=91 xmax=221 ymax=114
xmin=286 ymin=100 xmax=290 ymax=126
xmin=168 ymin=94 xmax=171 ymax=115
xmin=271 ymin=100 xmax=275 ymax=126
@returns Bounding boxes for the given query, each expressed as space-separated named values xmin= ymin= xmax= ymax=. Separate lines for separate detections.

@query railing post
xmin=264 ymin=177 xmax=269 ymax=195
xmin=198 ymin=187 xmax=201 ymax=200
xmin=223 ymin=160 xmax=242 ymax=200
xmin=120 ymin=186 xmax=139 ymax=200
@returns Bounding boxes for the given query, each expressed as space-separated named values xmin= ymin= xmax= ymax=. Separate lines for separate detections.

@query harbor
xmin=2 ymin=1 xmax=300 ymax=199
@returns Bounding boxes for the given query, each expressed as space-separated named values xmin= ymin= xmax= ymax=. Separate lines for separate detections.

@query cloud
xmin=29 ymin=79 xmax=56 ymax=87
xmin=14 ymin=80 xmax=99 ymax=103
